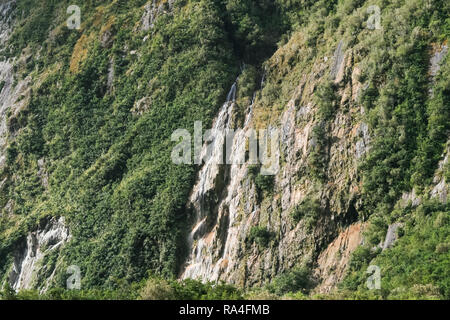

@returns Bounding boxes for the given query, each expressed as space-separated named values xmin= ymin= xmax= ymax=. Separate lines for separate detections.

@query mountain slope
xmin=0 ymin=0 xmax=449 ymax=299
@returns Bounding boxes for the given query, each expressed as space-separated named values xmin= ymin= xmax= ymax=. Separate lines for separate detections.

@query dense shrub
xmin=248 ymin=165 xmax=275 ymax=200
xmin=308 ymin=124 xmax=328 ymax=180
xmin=1 ymin=0 xmax=449 ymax=301
xmin=254 ymin=174 xmax=275 ymax=195
xmin=248 ymin=226 xmax=274 ymax=248
xmin=267 ymin=267 xmax=314 ymax=295
xmin=315 ymin=81 xmax=338 ymax=121
xmin=1 ymin=276 xmax=242 ymax=301
xmin=341 ymin=200 xmax=450 ymax=300
xmin=291 ymin=198 xmax=322 ymax=226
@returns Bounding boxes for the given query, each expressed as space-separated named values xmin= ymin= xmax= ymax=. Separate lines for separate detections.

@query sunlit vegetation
xmin=0 ymin=0 xmax=448 ymax=300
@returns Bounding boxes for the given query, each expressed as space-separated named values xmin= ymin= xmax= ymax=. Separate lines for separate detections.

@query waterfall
xmin=245 ymin=93 xmax=256 ymax=126
xmin=192 ymin=79 xmax=237 ymax=198
xmin=226 ymin=81 xmax=237 ymax=103
xmin=185 ymin=80 xmax=237 ymax=245
xmin=260 ymin=67 xmax=266 ymax=89
xmin=181 ymin=80 xmax=258 ymax=282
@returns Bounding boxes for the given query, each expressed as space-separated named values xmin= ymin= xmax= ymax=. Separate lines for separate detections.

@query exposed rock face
xmin=314 ymin=222 xmax=365 ymax=294
xmin=9 ymin=217 xmax=70 ymax=291
xmin=2 ymin=199 xmax=13 ymax=216
xmin=0 ymin=59 xmax=13 ymax=162
xmin=100 ymin=29 xmax=114 ymax=48
xmin=141 ymin=0 xmax=176 ymax=32
xmin=131 ymin=96 xmax=152 ymax=116
xmin=0 ymin=61 xmax=31 ymax=215
xmin=182 ymin=84 xmax=238 ymax=282
xmin=382 ymin=223 xmax=402 ymax=251
xmin=0 ymin=0 xmax=15 ymax=168
xmin=37 ymin=158 xmax=49 ymax=189
xmin=179 ymin=32 xmax=450 ymax=291
xmin=330 ymin=40 xmax=345 ymax=82
xmin=107 ymin=58 xmax=115 ymax=93
xmin=401 ymin=188 xmax=421 ymax=207
xmin=181 ymin=40 xmax=372 ymax=289
xmin=0 ymin=0 xmax=447 ymax=295
xmin=404 ymin=44 xmax=449 ymax=205
xmin=355 ymin=123 xmax=370 ymax=159
xmin=0 ymin=0 xmax=31 ymax=171
xmin=430 ymin=43 xmax=448 ymax=78
xmin=0 ymin=4 xmax=69 ymax=291
xmin=429 ymin=43 xmax=448 ymax=96
xmin=430 ymin=142 xmax=449 ymax=203
xmin=0 ymin=0 xmax=14 ymax=46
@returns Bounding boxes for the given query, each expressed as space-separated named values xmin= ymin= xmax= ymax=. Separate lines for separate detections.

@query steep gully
xmin=181 ymin=75 xmax=258 ymax=281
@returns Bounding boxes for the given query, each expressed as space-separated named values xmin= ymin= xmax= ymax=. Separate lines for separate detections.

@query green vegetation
xmin=315 ymin=81 xmax=338 ymax=121
xmin=291 ymin=197 xmax=322 ymax=229
xmin=141 ymin=277 xmax=243 ymax=300
xmin=266 ymin=266 xmax=314 ymax=296
xmin=308 ymin=124 xmax=329 ymax=181
xmin=307 ymin=76 xmax=339 ymax=182
xmin=341 ymin=200 xmax=450 ymax=299
xmin=254 ymin=175 xmax=275 ymax=195
xmin=248 ymin=164 xmax=275 ymax=200
xmin=358 ymin=0 xmax=450 ymax=215
xmin=247 ymin=226 xmax=275 ymax=248
xmin=0 ymin=0 xmax=448 ymax=300
xmin=0 ymin=0 xmax=311 ymax=292
xmin=0 ymin=275 xmax=242 ymax=300
xmin=1 ymin=0 xmax=239 ymax=289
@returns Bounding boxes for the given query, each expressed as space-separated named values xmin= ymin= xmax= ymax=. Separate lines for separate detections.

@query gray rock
xmin=37 ymin=158 xmax=48 ymax=188
xmin=0 ymin=1 xmax=15 ymax=46
xmin=429 ymin=44 xmax=448 ymax=96
xmin=430 ymin=44 xmax=448 ymax=78
xmin=107 ymin=58 xmax=115 ymax=92
xmin=330 ymin=40 xmax=345 ymax=81
xmin=131 ymin=96 xmax=152 ymax=116
xmin=382 ymin=223 xmax=402 ymax=251
xmin=9 ymin=217 xmax=70 ymax=291
xmin=355 ymin=123 xmax=370 ymax=159
xmin=141 ymin=0 xmax=176 ymax=32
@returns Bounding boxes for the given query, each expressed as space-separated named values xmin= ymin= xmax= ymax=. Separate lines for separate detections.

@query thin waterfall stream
xmin=181 ymin=79 xmax=257 ymax=281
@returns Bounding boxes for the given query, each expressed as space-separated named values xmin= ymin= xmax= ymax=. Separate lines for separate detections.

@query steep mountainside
xmin=0 ymin=0 xmax=449 ymax=299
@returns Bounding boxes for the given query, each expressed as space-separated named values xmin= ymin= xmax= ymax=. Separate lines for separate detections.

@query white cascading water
xmin=188 ymin=80 xmax=236 ymax=222
xmin=183 ymin=81 xmax=236 ymax=276
xmin=182 ymin=80 xmax=259 ymax=282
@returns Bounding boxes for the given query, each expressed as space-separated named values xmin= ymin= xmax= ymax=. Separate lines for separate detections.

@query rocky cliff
xmin=179 ymin=0 xmax=449 ymax=294
xmin=0 ymin=0 xmax=448 ymax=298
